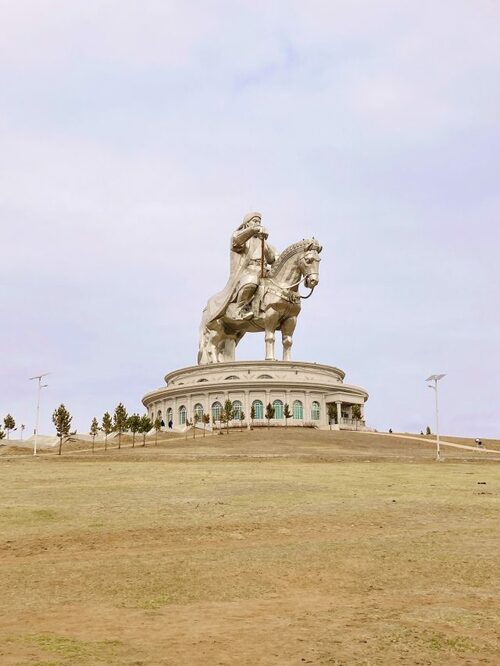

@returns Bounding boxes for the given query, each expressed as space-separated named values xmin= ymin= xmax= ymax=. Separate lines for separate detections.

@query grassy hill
xmin=1 ymin=429 xmax=499 ymax=664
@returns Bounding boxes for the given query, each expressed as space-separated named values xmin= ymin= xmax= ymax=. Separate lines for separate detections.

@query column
xmin=244 ymin=390 xmax=250 ymax=428
xmin=321 ymin=396 xmax=327 ymax=427
xmin=336 ymin=401 xmax=342 ymax=426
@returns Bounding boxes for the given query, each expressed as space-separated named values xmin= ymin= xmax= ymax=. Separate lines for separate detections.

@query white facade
xmin=142 ymin=360 xmax=368 ymax=431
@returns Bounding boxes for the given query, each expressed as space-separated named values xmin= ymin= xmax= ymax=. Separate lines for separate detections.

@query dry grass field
xmin=1 ymin=429 xmax=499 ymax=665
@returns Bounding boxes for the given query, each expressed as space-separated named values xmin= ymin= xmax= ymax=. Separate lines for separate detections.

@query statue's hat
xmin=241 ymin=211 xmax=261 ymax=227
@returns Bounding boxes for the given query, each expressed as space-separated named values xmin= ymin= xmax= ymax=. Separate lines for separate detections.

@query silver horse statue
xmin=198 ymin=238 xmax=322 ymax=363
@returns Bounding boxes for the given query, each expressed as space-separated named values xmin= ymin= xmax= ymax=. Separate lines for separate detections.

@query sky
xmin=1 ymin=0 xmax=499 ymax=439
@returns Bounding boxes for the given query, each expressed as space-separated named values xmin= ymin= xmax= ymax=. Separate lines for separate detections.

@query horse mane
xmin=269 ymin=238 xmax=320 ymax=278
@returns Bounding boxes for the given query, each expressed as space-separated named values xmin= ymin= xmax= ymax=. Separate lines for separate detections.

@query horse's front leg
xmin=281 ymin=316 xmax=297 ymax=362
xmin=264 ymin=309 xmax=281 ymax=361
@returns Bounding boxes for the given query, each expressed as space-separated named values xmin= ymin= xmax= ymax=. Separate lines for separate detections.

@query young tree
xmin=52 ymin=404 xmax=72 ymax=456
xmin=0 ymin=429 xmax=5 ymax=440
xmin=352 ymin=404 xmax=362 ymax=431
xmin=127 ymin=413 xmax=141 ymax=448
xmin=140 ymin=414 xmax=153 ymax=447
xmin=239 ymin=411 xmax=245 ymax=432
xmin=153 ymin=416 xmax=162 ymax=446
xmin=202 ymin=413 xmax=210 ymax=437
xmin=265 ymin=402 xmax=275 ymax=430
xmin=426 ymin=426 xmax=432 ymax=436
xmin=185 ymin=416 xmax=192 ymax=440
xmin=284 ymin=403 xmax=292 ymax=428
xmin=327 ymin=403 xmax=337 ymax=430
xmin=102 ymin=411 xmax=113 ymax=451
xmin=3 ymin=414 xmax=15 ymax=440
xmin=223 ymin=399 xmax=233 ymax=435
xmin=113 ymin=403 xmax=128 ymax=450
xmin=193 ymin=412 xmax=200 ymax=438
xmin=90 ymin=417 xmax=99 ymax=454
xmin=250 ymin=404 xmax=255 ymax=429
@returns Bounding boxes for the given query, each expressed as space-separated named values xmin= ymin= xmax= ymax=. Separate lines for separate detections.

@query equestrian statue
xmin=198 ymin=212 xmax=322 ymax=364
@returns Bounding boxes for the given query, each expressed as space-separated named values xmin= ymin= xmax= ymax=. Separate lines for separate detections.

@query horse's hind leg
xmin=281 ymin=316 xmax=297 ymax=362
xmin=222 ymin=336 xmax=236 ymax=362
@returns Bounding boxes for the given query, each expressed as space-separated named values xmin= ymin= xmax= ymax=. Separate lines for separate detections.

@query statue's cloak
xmin=201 ymin=240 xmax=251 ymax=328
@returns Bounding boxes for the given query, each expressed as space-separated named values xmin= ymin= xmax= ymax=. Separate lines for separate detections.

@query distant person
xmin=475 ymin=438 xmax=483 ymax=449
xmin=168 ymin=419 xmax=173 ymax=430
xmin=389 ymin=428 xmax=393 ymax=434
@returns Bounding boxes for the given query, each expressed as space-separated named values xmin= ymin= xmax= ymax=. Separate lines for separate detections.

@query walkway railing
xmin=339 ymin=418 xmax=365 ymax=427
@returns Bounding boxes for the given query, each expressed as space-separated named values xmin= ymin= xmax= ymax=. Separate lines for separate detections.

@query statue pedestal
xmin=142 ymin=360 xmax=369 ymax=431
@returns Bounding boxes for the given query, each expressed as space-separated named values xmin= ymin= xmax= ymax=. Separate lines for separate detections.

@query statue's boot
xmin=238 ymin=308 xmax=253 ymax=321
xmin=236 ymin=284 xmax=257 ymax=320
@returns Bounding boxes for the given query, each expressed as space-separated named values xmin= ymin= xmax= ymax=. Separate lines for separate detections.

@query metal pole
xmin=29 ymin=373 xmax=50 ymax=457
xmin=434 ymin=378 xmax=441 ymax=461
xmin=34 ymin=378 xmax=41 ymax=456
xmin=426 ymin=374 xmax=445 ymax=462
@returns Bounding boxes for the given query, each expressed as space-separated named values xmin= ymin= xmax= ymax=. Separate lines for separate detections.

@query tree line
xmin=0 ymin=404 xmax=163 ymax=455
xmin=1 ymin=401 xmax=374 ymax=449
xmin=81 ymin=403 xmax=164 ymax=455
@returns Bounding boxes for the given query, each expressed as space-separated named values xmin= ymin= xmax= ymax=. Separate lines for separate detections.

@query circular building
xmin=142 ymin=360 xmax=368 ymax=431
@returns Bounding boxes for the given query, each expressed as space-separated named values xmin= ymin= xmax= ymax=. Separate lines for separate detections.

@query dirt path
xmin=359 ymin=430 xmax=499 ymax=454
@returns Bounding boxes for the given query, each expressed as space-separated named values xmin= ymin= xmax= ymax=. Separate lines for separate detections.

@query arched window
xmin=293 ymin=400 xmax=303 ymax=420
xmin=157 ymin=409 xmax=162 ymax=418
xmin=257 ymin=374 xmax=273 ymax=379
xmin=225 ymin=375 xmax=240 ymax=380
xmin=252 ymin=400 xmax=264 ymax=420
xmin=167 ymin=408 xmax=173 ymax=424
xmin=232 ymin=400 xmax=242 ymax=419
xmin=197 ymin=378 xmax=208 ymax=383
xmin=211 ymin=401 xmax=222 ymax=422
xmin=194 ymin=403 xmax=204 ymax=420
xmin=178 ymin=405 xmax=187 ymax=425
xmin=273 ymin=399 xmax=283 ymax=419
xmin=311 ymin=401 xmax=320 ymax=421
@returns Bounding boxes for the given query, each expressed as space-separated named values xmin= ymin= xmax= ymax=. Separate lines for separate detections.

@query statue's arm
xmin=232 ymin=226 xmax=257 ymax=252
xmin=265 ymin=243 xmax=277 ymax=264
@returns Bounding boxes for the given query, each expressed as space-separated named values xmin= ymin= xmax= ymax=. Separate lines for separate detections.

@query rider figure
xmin=231 ymin=212 xmax=276 ymax=320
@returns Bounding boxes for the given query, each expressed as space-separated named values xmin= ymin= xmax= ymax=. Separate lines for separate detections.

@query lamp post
xmin=29 ymin=373 xmax=50 ymax=456
xmin=426 ymin=374 xmax=446 ymax=461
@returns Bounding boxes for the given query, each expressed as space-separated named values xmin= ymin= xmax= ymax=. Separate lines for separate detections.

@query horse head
xmin=299 ymin=239 xmax=322 ymax=289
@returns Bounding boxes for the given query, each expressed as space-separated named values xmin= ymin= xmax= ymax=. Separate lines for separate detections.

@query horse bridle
xmin=266 ymin=274 xmax=317 ymax=300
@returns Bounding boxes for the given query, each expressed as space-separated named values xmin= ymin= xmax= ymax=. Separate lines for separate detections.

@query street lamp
xmin=426 ymin=373 xmax=446 ymax=461
xmin=29 ymin=373 xmax=50 ymax=456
